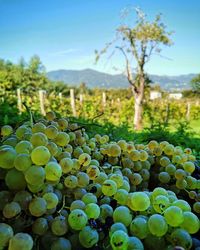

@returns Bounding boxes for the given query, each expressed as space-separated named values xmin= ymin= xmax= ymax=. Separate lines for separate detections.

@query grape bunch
xmin=0 ymin=111 xmax=200 ymax=250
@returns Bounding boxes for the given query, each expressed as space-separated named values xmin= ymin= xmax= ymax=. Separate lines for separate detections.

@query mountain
xmin=47 ymin=69 xmax=197 ymax=91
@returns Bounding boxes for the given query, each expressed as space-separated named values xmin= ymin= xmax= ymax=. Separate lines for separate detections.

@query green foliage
xmin=190 ymin=74 xmax=200 ymax=93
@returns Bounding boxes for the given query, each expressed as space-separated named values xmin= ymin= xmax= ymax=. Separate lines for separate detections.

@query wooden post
xmin=17 ymin=88 xmax=22 ymax=114
xmin=165 ymin=102 xmax=170 ymax=123
xmin=39 ymin=90 xmax=46 ymax=116
xmin=102 ymin=92 xmax=106 ymax=108
xmin=59 ymin=92 xmax=62 ymax=103
xmin=80 ymin=94 xmax=83 ymax=106
xmin=70 ymin=89 xmax=77 ymax=117
xmin=186 ymin=102 xmax=191 ymax=121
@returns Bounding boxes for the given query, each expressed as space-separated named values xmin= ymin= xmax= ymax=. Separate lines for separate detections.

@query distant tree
xmin=190 ymin=74 xmax=200 ymax=93
xmin=95 ymin=8 xmax=172 ymax=130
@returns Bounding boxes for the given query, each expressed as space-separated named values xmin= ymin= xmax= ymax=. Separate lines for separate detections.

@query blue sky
xmin=0 ymin=0 xmax=200 ymax=75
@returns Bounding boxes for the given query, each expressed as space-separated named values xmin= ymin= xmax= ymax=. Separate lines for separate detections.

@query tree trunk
xmin=134 ymin=92 xmax=143 ymax=130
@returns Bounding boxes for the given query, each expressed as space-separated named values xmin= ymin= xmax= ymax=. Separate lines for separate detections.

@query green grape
xmin=79 ymin=226 xmax=99 ymax=248
xmin=163 ymin=144 xmax=174 ymax=155
xmin=59 ymin=158 xmax=73 ymax=174
xmin=180 ymin=211 xmax=199 ymax=234
xmin=45 ymin=162 xmax=62 ymax=182
xmin=139 ymin=169 xmax=150 ymax=181
xmin=47 ymin=142 xmax=58 ymax=156
xmin=170 ymin=229 xmax=192 ymax=250
xmin=133 ymin=161 xmax=142 ymax=171
xmin=109 ymin=223 xmax=128 ymax=237
xmin=74 ymin=188 xmax=87 ymax=200
xmin=64 ymin=175 xmax=78 ymax=188
xmin=118 ymin=140 xmax=127 ymax=151
xmin=3 ymin=136 xmax=18 ymax=147
xmin=121 ymin=180 xmax=130 ymax=192
xmin=71 ymin=159 xmax=80 ymax=172
xmin=87 ymin=183 xmax=102 ymax=197
xmin=129 ymin=150 xmax=140 ymax=161
xmin=108 ymin=144 xmax=121 ymax=157
xmin=78 ymin=153 xmax=91 ymax=166
xmin=27 ymin=183 xmax=44 ymax=193
xmin=32 ymin=218 xmax=48 ymax=235
xmin=130 ymin=192 xmax=150 ymax=211
xmin=29 ymin=197 xmax=47 ymax=217
xmin=0 ymin=191 xmax=12 ymax=210
xmin=25 ymin=165 xmax=45 ymax=185
xmin=68 ymin=209 xmax=88 ymax=230
xmin=82 ymin=193 xmax=97 ymax=204
xmin=13 ymin=191 xmax=32 ymax=210
xmin=110 ymin=230 xmax=129 ymax=250
xmin=73 ymin=146 xmax=83 ymax=158
xmin=51 ymin=216 xmax=68 ymax=236
xmin=152 ymin=187 xmax=168 ymax=199
xmin=139 ymin=150 xmax=148 ymax=161
xmin=100 ymin=204 xmax=113 ymax=222
xmin=102 ymin=179 xmax=117 ymax=196
xmin=82 ymin=145 xmax=91 ymax=154
xmin=174 ymin=169 xmax=186 ymax=180
xmin=86 ymin=165 xmax=100 ymax=180
xmin=110 ymin=173 xmax=123 ymax=188
xmin=165 ymin=164 xmax=176 ymax=175
xmin=113 ymin=206 xmax=132 ymax=227
xmin=173 ymin=199 xmax=191 ymax=212
xmin=176 ymin=179 xmax=187 ymax=189
xmin=43 ymin=192 xmax=59 ymax=209
xmin=0 ymin=147 xmax=17 ymax=169
xmin=143 ymin=234 xmax=166 ymax=250
xmin=1 ymin=125 xmax=13 ymax=136
xmin=0 ymin=223 xmax=14 ymax=249
xmin=158 ymin=172 xmax=171 ymax=183
xmin=30 ymin=132 xmax=48 ymax=147
xmin=114 ymin=189 xmax=128 ymax=205
xmin=45 ymin=125 xmax=58 ymax=139
xmin=56 ymin=151 xmax=71 ymax=161
xmin=130 ymin=173 xmax=143 ymax=185
xmin=46 ymin=111 xmax=56 ymax=121
xmin=70 ymin=200 xmax=86 ymax=211
xmin=160 ymin=156 xmax=171 ymax=167
xmin=193 ymin=202 xmax=200 ymax=213
xmin=54 ymin=132 xmax=70 ymax=146
xmin=186 ymin=176 xmax=197 ymax=189
xmin=164 ymin=206 xmax=184 ymax=226
xmin=128 ymin=236 xmax=144 ymax=250
xmin=153 ymin=146 xmax=163 ymax=156
xmin=15 ymin=140 xmax=33 ymax=154
xmin=3 ymin=202 xmax=21 ymax=219
xmin=5 ymin=169 xmax=26 ymax=190
xmin=14 ymin=154 xmax=32 ymax=172
xmin=148 ymin=214 xmax=168 ymax=237
xmin=16 ymin=125 xmax=31 ymax=140
xmin=172 ymin=155 xmax=182 ymax=164
xmin=65 ymin=144 xmax=73 ymax=154
xmin=94 ymin=172 xmax=108 ymax=184
xmin=85 ymin=203 xmax=100 ymax=219
xmin=188 ymin=190 xmax=197 ymax=199
xmin=31 ymin=146 xmax=51 ymax=166
xmin=51 ymin=237 xmax=71 ymax=250
xmin=130 ymin=216 xmax=149 ymax=239
xmin=32 ymin=122 xmax=46 ymax=133
xmin=148 ymin=140 xmax=158 ymax=150
xmin=153 ymin=195 xmax=170 ymax=213
xmin=77 ymin=171 xmax=90 ymax=187
xmin=8 ymin=233 xmax=33 ymax=250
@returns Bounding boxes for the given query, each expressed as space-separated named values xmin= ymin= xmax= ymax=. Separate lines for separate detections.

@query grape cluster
xmin=0 ymin=111 xmax=200 ymax=250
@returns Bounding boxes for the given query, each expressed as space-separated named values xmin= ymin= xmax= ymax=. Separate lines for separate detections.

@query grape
xmin=45 ymin=162 xmax=62 ymax=182
xmin=130 ymin=173 xmax=143 ymax=185
xmin=102 ymin=179 xmax=117 ymax=196
xmin=176 ymin=179 xmax=187 ymax=189
xmin=165 ymin=164 xmax=176 ymax=175
xmin=31 ymin=146 xmax=51 ymax=166
xmin=110 ymin=173 xmax=123 ymax=188
xmin=25 ymin=166 xmax=45 ymax=185
xmin=118 ymin=140 xmax=127 ymax=151
xmin=28 ymin=183 xmax=44 ymax=193
xmin=186 ymin=176 xmax=197 ymax=189
xmin=85 ymin=203 xmax=100 ymax=219
xmin=15 ymin=141 xmax=33 ymax=154
xmin=173 ymin=199 xmax=191 ymax=212
xmin=5 ymin=169 xmax=26 ymax=190
xmin=70 ymin=200 xmax=86 ymax=211
xmin=193 ymin=202 xmax=200 ymax=213
xmin=45 ymin=125 xmax=58 ymax=139
xmin=129 ymin=150 xmax=140 ymax=161
xmin=3 ymin=202 xmax=21 ymax=219
xmin=82 ymin=193 xmax=97 ymax=204
xmin=108 ymin=144 xmax=121 ymax=157
xmin=0 ymin=223 xmax=14 ymax=249
xmin=130 ymin=192 xmax=150 ymax=211
xmin=46 ymin=111 xmax=56 ymax=121
xmin=0 ymin=147 xmax=17 ymax=169
xmin=153 ymin=195 xmax=169 ymax=213
xmin=13 ymin=191 xmax=32 ymax=210
xmin=16 ymin=126 xmax=31 ymax=140
xmin=59 ymin=158 xmax=73 ymax=174
xmin=180 ymin=211 xmax=200 ymax=234
xmin=68 ymin=209 xmax=88 ymax=230
xmin=121 ymin=180 xmax=130 ymax=192
xmin=158 ymin=172 xmax=171 ymax=183
xmin=78 ymin=153 xmax=91 ymax=166
xmin=113 ymin=206 xmax=132 ymax=226
xmin=8 ymin=233 xmax=33 ymax=250
xmin=51 ymin=237 xmax=71 ymax=250
xmin=148 ymin=214 xmax=168 ymax=237
xmin=164 ymin=206 xmax=184 ymax=226
xmin=188 ymin=190 xmax=197 ymax=199
xmin=109 ymin=223 xmax=128 ymax=237
xmin=54 ymin=132 xmax=70 ymax=147
xmin=100 ymin=204 xmax=113 ymax=222
xmin=51 ymin=216 xmax=68 ymax=236
xmin=130 ymin=216 xmax=149 ymax=239
xmin=1 ymin=125 xmax=13 ymax=136
xmin=46 ymin=142 xmax=58 ymax=156
xmin=32 ymin=122 xmax=46 ymax=133
xmin=14 ymin=154 xmax=32 ymax=172
xmin=164 ymin=144 xmax=174 ymax=155
xmin=94 ymin=172 xmax=108 ymax=184
xmin=140 ymin=169 xmax=150 ymax=181
xmin=30 ymin=132 xmax=48 ymax=147
xmin=110 ymin=230 xmax=129 ymax=250
xmin=32 ymin=218 xmax=48 ymax=235
xmin=29 ymin=197 xmax=47 ymax=217
xmin=170 ymin=229 xmax=192 ymax=250
xmin=153 ymin=146 xmax=162 ymax=156
xmin=114 ymin=189 xmax=128 ymax=205
xmin=64 ymin=175 xmax=78 ymax=188
xmin=86 ymin=165 xmax=100 ymax=180
xmin=79 ymin=226 xmax=99 ymax=248
xmin=74 ymin=188 xmax=87 ymax=200
xmin=152 ymin=187 xmax=168 ymax=199
xmin=128 ymin=236 xmax=144 ymax=250
xmin=43 ymin=192 xmax=59 ymax=209
xmin=139 ymin=150 xmax=148 ymax=161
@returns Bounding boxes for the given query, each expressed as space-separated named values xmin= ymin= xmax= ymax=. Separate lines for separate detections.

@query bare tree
xmin=95 ymin=8 xmax=172 ymax=130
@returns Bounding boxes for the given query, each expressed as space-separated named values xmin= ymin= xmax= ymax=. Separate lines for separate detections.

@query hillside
xmin=47 ymin=69 xmax=196 ymax=91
